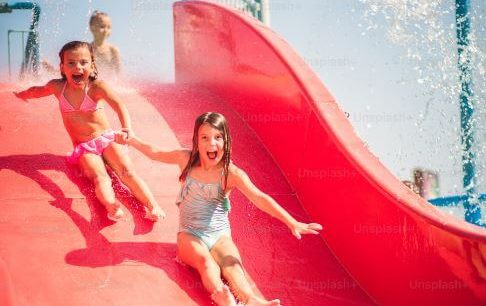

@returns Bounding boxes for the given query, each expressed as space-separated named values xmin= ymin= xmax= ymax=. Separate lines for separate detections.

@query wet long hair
xmin=179 ymin=112 xmax=232 ymax=191
xmin=58 ymin=41 xmax=98 ymax=81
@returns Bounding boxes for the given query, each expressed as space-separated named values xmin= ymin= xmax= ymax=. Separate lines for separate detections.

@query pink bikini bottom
xmin=67 ymin=129 xmax=118 ymax=164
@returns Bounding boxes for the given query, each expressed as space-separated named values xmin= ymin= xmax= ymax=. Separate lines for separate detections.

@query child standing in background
xmin=41 ymin=11 xmax=122 ymax=79
xmin=89 ymin=10 xmax=122 ymax=77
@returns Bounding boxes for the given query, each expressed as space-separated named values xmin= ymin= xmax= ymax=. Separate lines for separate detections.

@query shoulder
xmin=90 ymin=79 xmax=108 ymax=89
xmin=177 ymin=149 xmax=191 ymax=168
xmin=227 ymin=163 xmax=248 ymax=188
xmin=87 ymin=79 xmax=113 ymax=100
xmin=110 ymin=45 xmax=120 ymax=53
xmin=228 ymin=163 xmax=244 ymax=176
xmin=46 ymin=79 xmax=64 ymax=95
xmin=89 ymin=79 xmax=110 ymax=94
xmin=109 ymin=45 xmax=120 ymax=56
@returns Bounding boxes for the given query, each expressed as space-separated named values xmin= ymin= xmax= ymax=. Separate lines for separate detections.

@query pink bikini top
xmin=58 ymin=82 xmax=104 ymax=113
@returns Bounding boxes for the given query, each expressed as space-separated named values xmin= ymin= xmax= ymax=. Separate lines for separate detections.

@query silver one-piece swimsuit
xmin=176 ymin=174 xmax=231 ymax=249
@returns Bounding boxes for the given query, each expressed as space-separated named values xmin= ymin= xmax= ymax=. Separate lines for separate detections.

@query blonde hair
xmin=89 ymin=10 xmax=110 ymax=26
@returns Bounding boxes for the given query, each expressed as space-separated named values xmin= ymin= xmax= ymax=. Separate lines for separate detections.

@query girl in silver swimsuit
xmin=115 ymin=112 xmax=322 ymax=306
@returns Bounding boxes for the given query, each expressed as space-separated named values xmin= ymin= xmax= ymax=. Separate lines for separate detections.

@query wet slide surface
xmin=0 ymin=83 xmax=374 ymax=306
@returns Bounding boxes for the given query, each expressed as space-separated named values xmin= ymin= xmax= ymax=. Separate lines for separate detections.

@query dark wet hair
xmin=58 ymin=41 xmax=98 ymax=81
xmin=179 ymin=112 xmax=232 ymax=191
xmin=89 ymin=10 xmax=110 ymax=26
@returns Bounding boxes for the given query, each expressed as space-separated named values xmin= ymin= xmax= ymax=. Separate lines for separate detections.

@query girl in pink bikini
xmin=14 ymin=41 xmax=164 ymax=222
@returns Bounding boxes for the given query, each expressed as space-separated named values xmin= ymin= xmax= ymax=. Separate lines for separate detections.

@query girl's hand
xmin=13 ymin=91 xmax=28 ymax=102
xmin=114 ymin=131 xmax=129 ymax=145
xmin=289 ymin=222 xmax=323 ymax=239
xmin=121 ymin=128 xmax=134 ymax=140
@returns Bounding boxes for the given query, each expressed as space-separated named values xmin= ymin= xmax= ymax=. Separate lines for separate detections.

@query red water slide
xmin=0 ymin=1 xmax=485 ymax=306
xmin=173 ymin=1 xmax=486 ymax=305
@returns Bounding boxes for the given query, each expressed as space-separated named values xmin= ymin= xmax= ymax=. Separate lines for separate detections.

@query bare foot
xmin=211 ymin=285 xmax=237 ymax=306
xmin=246 ymin=296 xmax=281 ymax=306
xmin=144 ymin=205 xmax=166 ymax=221
xmin=107 ymin=205 xmax=124 ymax=221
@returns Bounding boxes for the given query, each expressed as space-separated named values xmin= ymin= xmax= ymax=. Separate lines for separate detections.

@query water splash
xmin=360 ymin=0 xmax=485 ymax=196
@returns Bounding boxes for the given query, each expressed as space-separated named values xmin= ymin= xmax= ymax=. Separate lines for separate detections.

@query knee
xmin=90 ymin=171 xmax=112 ymax=186
xmin=196 ymin=257 xmax=220 ymax=273
xmin=220 ymin=256 xmax=242 ymax=271
xmin=117 ymin=165 xmax=137 ymax=181
xmin=220 ymin=256 xmax=244 ymax=279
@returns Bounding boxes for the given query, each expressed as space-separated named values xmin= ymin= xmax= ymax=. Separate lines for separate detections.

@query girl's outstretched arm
xmin=229 ymin=164 xmax=323 ymax=239
xmin=115 ymin=133 xmax=189 ymax=167
xmin=14 ymin=79 xmax=60 ymax=101
xmin=93 ymin=80 xmax=133 ymax=137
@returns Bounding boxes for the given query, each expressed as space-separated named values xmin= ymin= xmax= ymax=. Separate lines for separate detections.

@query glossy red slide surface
xmin=0 ymin=80 xmax=372 ymax=306
xmin=173 ymin=1 xmax=486 ymax=305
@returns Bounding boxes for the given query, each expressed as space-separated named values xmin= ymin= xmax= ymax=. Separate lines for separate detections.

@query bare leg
xmin=78 ymin=153 xmax=124 ymax=220
xmin=177 ymin=232 xmax=237 ymax=306
xmin=103 ymin=143 xmax=164 ymax=221
xmin=211 ymin=236 xmax=280 ymax=306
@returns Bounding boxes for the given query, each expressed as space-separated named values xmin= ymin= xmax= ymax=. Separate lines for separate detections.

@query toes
xmin=107 ymin=207 xmax=124 ymax=221
xmin=247 ymin=297 xmax=281 ymax=306
xmin=143 ymin=207 xmax=164 ymax=221
xmin=221 ymin=285 xmax=231 ymax=294
xmin=211 ymin=285 xmax=237 ymax=306
xmin=270 ymin=299 xmax=281 ymax=306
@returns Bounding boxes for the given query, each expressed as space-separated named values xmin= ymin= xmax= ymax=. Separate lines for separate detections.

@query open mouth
xmin=72 ymin=74 xmax=84 ymax=85
xmin=207 ymin=151 xmax=218 ymax=160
